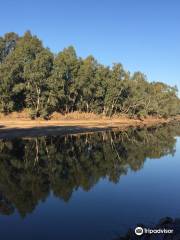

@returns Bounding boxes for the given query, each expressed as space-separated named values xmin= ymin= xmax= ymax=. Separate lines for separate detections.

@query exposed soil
xmin=0 ymin=115 xmax=179 ymax=139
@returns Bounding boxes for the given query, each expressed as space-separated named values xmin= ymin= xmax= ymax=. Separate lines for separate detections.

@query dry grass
xmin=50 ymin=111 xmax=108 ymax=120
xmin=50 ymin=111 xmax=139 ymax=121
xmin=0 ymin=109 xmax=31 ymax=120
xmin=0 ymin=110 xmax=108 ymax=121
xmin=0 ymin=110 xmax=179 ymax=123
xmin=0 ymin=111 xmax=179 ymax=138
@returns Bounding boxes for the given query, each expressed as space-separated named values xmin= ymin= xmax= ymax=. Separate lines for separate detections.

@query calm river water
xmin=0 ymin=123 xmax=180 ymax=240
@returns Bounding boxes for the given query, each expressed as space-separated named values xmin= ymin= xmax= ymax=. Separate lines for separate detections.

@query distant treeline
xmin=0 ymin=31 xmax=180 ymax=119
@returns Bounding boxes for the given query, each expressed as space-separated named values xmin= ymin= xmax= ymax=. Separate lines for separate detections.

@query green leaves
xmin=49 ymin=46 xmax=80 ymax=113
xmin=23 ymin=49 xmax=54 ymax=118
xmin=0 ymin=32 xmax=19 ymax=63
xmin=0 ymin=31 xmax=179 ymax=118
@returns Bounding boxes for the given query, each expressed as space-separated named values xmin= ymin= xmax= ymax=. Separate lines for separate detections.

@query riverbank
xmin=0 ymin=114 xmax=180 ymax=139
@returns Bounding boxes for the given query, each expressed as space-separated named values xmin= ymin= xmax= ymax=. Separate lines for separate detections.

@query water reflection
xmin=0 ymin=123 xmax=180 ymax=218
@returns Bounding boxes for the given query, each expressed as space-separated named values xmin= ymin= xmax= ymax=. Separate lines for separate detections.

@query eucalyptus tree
xmin=0 ymin=31 xmax=44 ymax=113
xmin=23 ymin=49 xmax=54 ymax=118
xmin=104 ymin=63 xmax=130 ymax=116
xmin=0 ymin=32 xmax=19 ymax=112
xmin=92 ymin=64 xmax=110 ymax=113
xmin=76 ymin=55 xmax=98 ymax=112
xmin=120 ymin=72 xmax=151 ymax=117
xmin=150 ymin=82 xmax=179 ymax=117
xmin=0 ymin=31 xmax=180 ymax=118
xmin=48 ymin=46 xmax=80 ymax=113
xmin=0 ymin=32 xmax=19 ymax=63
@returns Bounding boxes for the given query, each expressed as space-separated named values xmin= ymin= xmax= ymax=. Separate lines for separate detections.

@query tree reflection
xmin=0 ymin=123 xmax=180 ymax=217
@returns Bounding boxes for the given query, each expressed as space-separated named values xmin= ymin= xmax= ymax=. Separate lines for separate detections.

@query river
xmin=0 ymin=123 xmax=180 ymax=239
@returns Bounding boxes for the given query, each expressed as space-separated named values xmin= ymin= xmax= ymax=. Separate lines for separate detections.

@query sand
xmin=0 ymin=116 xmax=179 ymax=139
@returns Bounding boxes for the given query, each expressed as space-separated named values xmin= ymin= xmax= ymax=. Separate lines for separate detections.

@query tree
xmin=0 ymin=32 xmax=19 ymax=63
xmin=48 ymin=46 xmax=80 ymax=113
xmin=23 ymin=49 xmax=54 ymax=118
xmin=92 ymin=64 xmax=110 ymax=114
xmin=0 ymin=31 xmax=180 ymax=118
xmin=76 ymin=56 xmax=98 ymax=112
xmin=0 ymin=31 xmax=44 ymax=113
xmin=104 ymin=63 xmax=130 ymax=116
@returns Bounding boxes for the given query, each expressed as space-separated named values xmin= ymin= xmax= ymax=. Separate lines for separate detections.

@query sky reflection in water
xmin=0 ymin=123 xmax=180 ymax=240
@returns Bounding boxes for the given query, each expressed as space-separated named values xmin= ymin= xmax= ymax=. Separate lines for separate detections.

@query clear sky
xmin=0 ymin=0 xmax=180 ymax=92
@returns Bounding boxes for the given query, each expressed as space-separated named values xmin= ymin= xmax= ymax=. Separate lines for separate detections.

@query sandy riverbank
xmin=0 ymin=116 xmax=179 ymax=139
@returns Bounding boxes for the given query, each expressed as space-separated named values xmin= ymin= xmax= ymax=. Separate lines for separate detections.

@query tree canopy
xmin=0 ymin=31 xmax=179 ymax=118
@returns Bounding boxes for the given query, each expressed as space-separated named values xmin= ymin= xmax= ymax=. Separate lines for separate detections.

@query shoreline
xmin=0 ymin=116 xmax=180 ymax=139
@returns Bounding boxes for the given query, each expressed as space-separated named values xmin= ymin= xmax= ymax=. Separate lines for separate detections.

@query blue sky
xmin=0 ymin=0 xmax=180 ymax=93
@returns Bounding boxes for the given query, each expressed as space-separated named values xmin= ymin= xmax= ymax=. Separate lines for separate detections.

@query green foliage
xmin=0 ymin=32 xmax=19 ymax=63
xmin=48 ymin=46 xmax=80 ymax=113
xmin=23 ymin=49 xmax=54 ymax=118
xmin=0 ymin=31 xmax=179 ymax=118
xmin=76 ymin=56 xmax=98 ymax=112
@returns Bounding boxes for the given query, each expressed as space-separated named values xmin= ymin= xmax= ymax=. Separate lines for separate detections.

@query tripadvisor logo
xmin=135 ymin=227 xmax=143 ymax=236
xmin=134 ymin=226 xmax=174 ymax=236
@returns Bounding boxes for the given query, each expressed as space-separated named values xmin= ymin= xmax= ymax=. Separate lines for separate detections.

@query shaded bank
xmin=0 ymin=116 xmax=180 ymax=139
